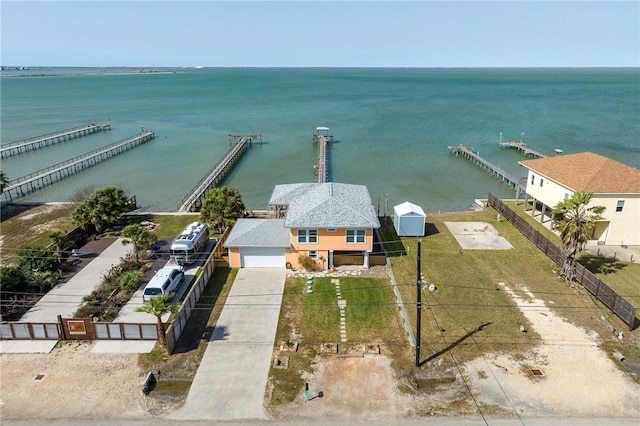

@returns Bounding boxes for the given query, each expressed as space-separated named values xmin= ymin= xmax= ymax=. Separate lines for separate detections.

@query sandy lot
xmin=465 ymin=285 xmax=640 ymax=419
xmin=0 ymin=341 xmax=149 ymax=421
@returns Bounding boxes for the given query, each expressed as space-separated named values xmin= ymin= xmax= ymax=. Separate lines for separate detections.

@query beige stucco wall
xmin=287 ymin=227 xmax=374 ymax=269
xmin=592 ymin=194 xmax=640 ymax=246
xmin=524 ymin=170 xmax=640 ymax=245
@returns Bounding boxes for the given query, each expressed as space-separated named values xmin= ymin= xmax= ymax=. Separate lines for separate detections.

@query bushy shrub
xmin=0 ymin=265 xmax=28 ymax=294
xmin=297 ymin=255 xmax=316 ymax=271
xmin=16 ymin=244 xmax=58 ymax=274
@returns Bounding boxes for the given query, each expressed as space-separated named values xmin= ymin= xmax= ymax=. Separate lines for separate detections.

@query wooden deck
xmin=498 ymin=140 xmax=546 ymax=158
xmin=177 ymin=135 xmax=259 ymax=212
xmin=313 ymin=128 xmax=333 ymax=183
xmin=314 ymin=135 xmax=330 ymax=183
xmin=1 ymin=123 xmax=111 ymax=158
xmin=2 ymin=131 xmax=154 ymax=201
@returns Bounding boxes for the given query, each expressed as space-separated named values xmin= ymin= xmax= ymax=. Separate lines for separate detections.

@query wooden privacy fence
xmin=488 ymin=192 xmax=637 ymax=330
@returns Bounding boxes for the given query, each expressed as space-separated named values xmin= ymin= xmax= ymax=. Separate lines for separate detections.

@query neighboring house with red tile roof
xmin=519 ymin=152 xmax=640 ymax=246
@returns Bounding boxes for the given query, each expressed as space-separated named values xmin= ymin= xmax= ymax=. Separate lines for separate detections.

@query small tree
xmin=121 ymin=224 xmax=157 ymax=262
xmin=0 ymin=170 xmax=8 ymax=194
xmin=72 ymin=186 xmax=129 ymax=233
xmin=135 ymin=293 xmax=179 ymax=351
xmin=552 ymin=191 xmax=605 ymax=282
xmin=199 ymin=187 xmax=245 ymax=233
xmin=49 ymin=230 xmax=69 ymax=262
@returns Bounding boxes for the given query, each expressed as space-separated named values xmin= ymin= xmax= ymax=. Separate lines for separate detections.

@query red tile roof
xmin=519 ymin=152 xmax=640 ymax=193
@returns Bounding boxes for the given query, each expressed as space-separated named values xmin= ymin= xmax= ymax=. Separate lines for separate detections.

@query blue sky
xmin=1 ymin=1 xmax=638 ymax=67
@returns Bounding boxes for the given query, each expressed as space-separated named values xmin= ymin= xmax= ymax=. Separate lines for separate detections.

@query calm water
xmin=1 ymin=67 xmax=639 ymax=212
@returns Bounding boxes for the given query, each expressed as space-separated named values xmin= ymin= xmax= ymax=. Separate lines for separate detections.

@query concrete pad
xmin=91 ymin=340 xmax=156 ymax=353
xmin=170 ymin=268 xmax=286 ymax=421
xmin=444 ymin=222 xmax=513 ymax=250
xmin=0 ymin=339 xmax=57 ymax=354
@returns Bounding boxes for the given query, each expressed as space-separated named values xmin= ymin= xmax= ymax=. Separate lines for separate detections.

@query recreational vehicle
xmin=170 ymin=221 xmax=210 ymax=265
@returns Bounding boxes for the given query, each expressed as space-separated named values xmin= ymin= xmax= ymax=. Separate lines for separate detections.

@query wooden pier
xmin=2 ymin=131 xmax=154 ymax=201
xmin=229 ymin=134 xmax=262 ymax=146
xmin=448 ymin=145 xmax=526 ymax=191
xmin=498 ymin=141 xmax=546 ymax=158
xmin=178 ymin=135 xmax=258 ymax=212
xmin=1 ymin=123 xmax=111 ymax=158
xmin=313 ymin=127 xmax=333 ymax=183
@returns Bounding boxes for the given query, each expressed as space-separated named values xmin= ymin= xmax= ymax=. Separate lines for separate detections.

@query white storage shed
xmin=393 ymin=201 xmax=426 ymax=237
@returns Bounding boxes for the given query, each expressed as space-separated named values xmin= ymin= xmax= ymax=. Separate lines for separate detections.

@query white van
xmin=142 ymin=265 xmax=185 ymax=302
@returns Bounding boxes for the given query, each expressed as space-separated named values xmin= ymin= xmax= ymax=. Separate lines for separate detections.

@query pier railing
xmin=488 ymin=193 xmax=637 ymax=330
xmin=177 ymin=136 xmax=251 ymax=212
xmin=2 ymin=131 xmax=154 ymax=201
xmin=1 ymin=123 xmax=111 ymax=158
xmin=6 ymin=132 xmax=153 ymax=188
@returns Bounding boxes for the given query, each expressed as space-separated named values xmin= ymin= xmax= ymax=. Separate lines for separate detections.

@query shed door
xmin=240 ymin=247 xmax=285 ymax=268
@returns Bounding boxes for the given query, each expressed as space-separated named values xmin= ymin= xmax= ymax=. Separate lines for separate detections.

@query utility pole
xmin=415 ymin=240 xmax=422 ymax=367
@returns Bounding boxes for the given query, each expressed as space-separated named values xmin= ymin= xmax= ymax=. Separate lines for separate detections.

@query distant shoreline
xmin=0 ymin=68 xmax=178 ymax=78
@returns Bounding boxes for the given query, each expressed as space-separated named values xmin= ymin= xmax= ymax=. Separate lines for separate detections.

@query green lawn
xmin=270 ymin=275 xmax=405 ymax=404
xmin=389 ymin=208 xmax=632 ymax=365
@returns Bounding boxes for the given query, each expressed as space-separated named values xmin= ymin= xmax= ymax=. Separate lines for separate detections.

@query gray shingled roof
xmin=269 ymin=183 xmax=380 ymax=229
xmin=223 ymin=219 xmax=290 ymax=248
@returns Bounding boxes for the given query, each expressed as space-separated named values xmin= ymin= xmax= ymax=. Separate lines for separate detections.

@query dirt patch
xmin=465 ymin=285 xmax=640 ymax=418
xmin=0 ymin=341 xmax=150 ymax=421
xmin=269 ymin=355 xmax=419 ymax=421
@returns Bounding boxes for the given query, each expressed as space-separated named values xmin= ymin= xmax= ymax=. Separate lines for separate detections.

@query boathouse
xmin=393 ymin=201 xmax=426 ymax=237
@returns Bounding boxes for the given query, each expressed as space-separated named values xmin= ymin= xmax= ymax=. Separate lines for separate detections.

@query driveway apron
xmin=171 ymin=267 xmax=286 ymax=421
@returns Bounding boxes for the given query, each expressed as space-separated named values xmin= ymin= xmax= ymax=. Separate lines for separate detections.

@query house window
xmin=297 ymin=229 xmax=318 ymax=244
xmin=326 ymin=228 xmax=337 ymax=232
xmin=307 ymin=250 xmax=318 ymax=259
xmin=540 ymin=178 xmax=544 ymax=187
xmin=346 ymin=229 xmax=366 ymax=244
xmin=530 ymin=175 xmax=535 ymax=185
xmin=564 ymin=193 xmax=569 ymax=200
xmin=616 ymin=200 xmax=625 ymax=212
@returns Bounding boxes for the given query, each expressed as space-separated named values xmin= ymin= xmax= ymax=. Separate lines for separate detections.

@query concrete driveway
xmin=170 ymin=267 xmax=286 ymax=421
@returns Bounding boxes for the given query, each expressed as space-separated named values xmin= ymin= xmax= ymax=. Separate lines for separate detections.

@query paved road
xmin=170 ymin=268 xmax=287 ymax=421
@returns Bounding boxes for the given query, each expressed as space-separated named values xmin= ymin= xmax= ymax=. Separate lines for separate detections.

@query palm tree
xmin=135 ymin=293 xmax=179 ymax=351
xmin=49 ymin=230 xmax=68 ymax=262
xmin=199 ymin=186 xmax=245 ymax=233
xmin=72 ymin=186 xmax=129 ymax=233
xmin=121 ymin=224 xmax=157 ymax=262
xmin=552 ymin=191 xmax=605 ymax=282
xmin=0 ymin=170 xmax=9 ymax=194
xmin=28 ymin=270 xmax=59 ymax=292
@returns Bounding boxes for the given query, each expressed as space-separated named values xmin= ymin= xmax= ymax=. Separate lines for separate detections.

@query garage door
xmin=240 ymin=247 xmax=286 ymax=268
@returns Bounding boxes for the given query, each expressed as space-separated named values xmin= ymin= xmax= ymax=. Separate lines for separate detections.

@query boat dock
xmin=2 ymin=131 xmax=154 ymax=201
xmin=448 ymin=145 xmax=526 ymax=191
xmin=177 ymin=134 xmax=259 ymax=212
xmin=498 ymin=140 xmax=546 ymax=158
xmin=313 ymin=127 xmax=333 ymax=183
xmin=1 ymin=123 xmax=111 ymax=158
